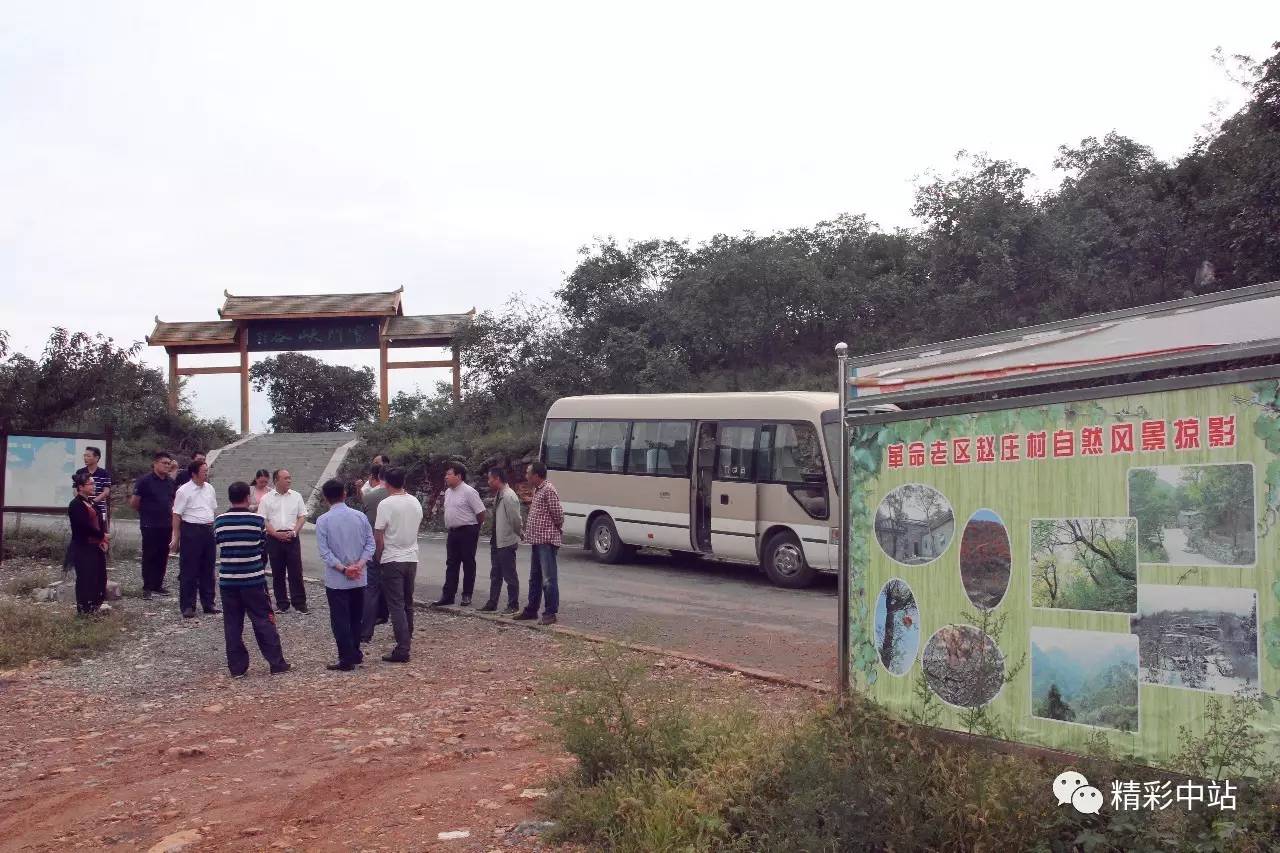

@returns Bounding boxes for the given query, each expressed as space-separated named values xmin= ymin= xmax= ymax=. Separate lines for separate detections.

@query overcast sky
xmin=2 ymin=2 xmax=1276 ymax=431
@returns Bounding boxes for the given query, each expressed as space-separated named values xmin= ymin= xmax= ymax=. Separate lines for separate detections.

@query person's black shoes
xmin=204 ymin=607 xmax=222 ymax=615
xmin=270 ymin=662 xmax=292 ymax=674
xmin=460 ymin=595 xmax=472 ymax=606
xmin=295 ymin=604 xmax=309 ymax=614
xmin=539 ymin=614 xmax=558 ymax=625
xmin=327 ymin=662 xmax=355 ymax=671
xmin=155 ymin=587 xmax=171 ymax=596
xmin=502 ymin=605 xmax=520 ymax=616
xmin=277 ymin=604 xmax=291 ymax=613
xmin=478 ymin=602 xmax=498 ymax=612
xmin=381 ymin=653 xmax=410 ymax=663
xmin=181 ymin=607 xmax=196 ymax=619
xmin=512 ymin=611 xmax=537 ymax=621
xmin=142 ymin=591 xmax=153 ymax=600
xmin=430 ymin=599 xmax=454 ymax=607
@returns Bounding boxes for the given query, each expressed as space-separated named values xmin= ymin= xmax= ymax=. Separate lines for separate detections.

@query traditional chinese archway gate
xmin=146 ymin=288 xmax=472 ymax=433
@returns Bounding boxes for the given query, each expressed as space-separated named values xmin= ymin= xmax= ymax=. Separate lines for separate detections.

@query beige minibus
xmin=539 ymin=392 xmax=841 ymax=587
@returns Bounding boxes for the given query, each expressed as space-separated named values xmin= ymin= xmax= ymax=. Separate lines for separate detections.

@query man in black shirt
xmin=131 ymin=450 xmax=177 ymax=598
xmin=74 ymin=445 xmax=112 ymax=530
xmin=174 ymin=450 xmax=206 ymax=488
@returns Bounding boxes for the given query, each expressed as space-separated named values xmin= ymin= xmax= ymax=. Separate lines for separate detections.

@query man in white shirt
xmin=258 ymin=468 xmax=309 ymax=613
xmin=170 ymin=459 xmax=220 ymax=619
xmin=431 ymin=461 xmax=487 ymax=607
xmin=373 ymin=467 xmax=423 ymax=663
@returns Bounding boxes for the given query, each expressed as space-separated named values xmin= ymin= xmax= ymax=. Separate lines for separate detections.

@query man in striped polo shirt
xmin=215 ymin=481 xmax=290 ymax=677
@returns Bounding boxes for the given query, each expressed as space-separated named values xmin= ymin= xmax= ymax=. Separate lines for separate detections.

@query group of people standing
xmin=94 ymin=446 xmax=565 ymax=676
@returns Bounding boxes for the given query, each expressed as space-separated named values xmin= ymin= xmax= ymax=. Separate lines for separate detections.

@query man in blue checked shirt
xmin=214 ymin=482 xmax=290 ymax=677
xmin=315 ymin=479 xmax=375 ymax=671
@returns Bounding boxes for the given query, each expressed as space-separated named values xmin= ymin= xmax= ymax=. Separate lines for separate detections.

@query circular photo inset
xmin=959 ymin=508 xmax=1012 ymax=610
xmin=874 ymin=578 xmax=920 ymax=676
xmin=922 ymin=624 xmax=1005 ymax=707
xmin=874 ymin=483 xmax=955 ymax=566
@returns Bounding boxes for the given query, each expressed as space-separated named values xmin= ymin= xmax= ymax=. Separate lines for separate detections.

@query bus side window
xmin=543 ymin=420 xmax=574 ymax=469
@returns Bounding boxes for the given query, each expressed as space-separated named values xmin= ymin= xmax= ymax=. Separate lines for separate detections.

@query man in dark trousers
xmin=316 ymin=479 xmax=375 ymax=671
xmin=359 ymin=463 xmax=391 ymax=643
xmin=432 ymin=462 xmax=486 ymax=607
xmin=130 ymin=450 xmax=176 ymax=598
xmin=68 ymin=472 xmax=110 ymax=615
xmin=258 ymin=468 xmax=309 ymax=613
xmin=214 ymin=481 xmax=290 ymax=677
xmin=171 ymin=459 xmax=220 ymax=618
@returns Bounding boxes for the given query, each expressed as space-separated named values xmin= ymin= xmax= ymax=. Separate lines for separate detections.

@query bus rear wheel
xmin=762 ymin=531 xmax=815 ymax=588
xmin=589 ymin=515 xmax=628 ymax=564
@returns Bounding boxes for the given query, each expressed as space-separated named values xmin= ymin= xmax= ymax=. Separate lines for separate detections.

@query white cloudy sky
xmin=2 ymin=2 xmax=1277 ymax=431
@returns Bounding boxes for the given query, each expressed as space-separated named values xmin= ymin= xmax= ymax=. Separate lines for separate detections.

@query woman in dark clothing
xmin=68 ymin=472 xmax=110 ymax=614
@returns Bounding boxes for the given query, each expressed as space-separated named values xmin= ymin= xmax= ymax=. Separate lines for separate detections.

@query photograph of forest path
xmin=874 ymin=578 xmax=921 ymax=675
xmin=922 ymin=625 xmax=1005 ymax=707
xmin=1128 ymin=464 xmax=1256 ymax=566
xmin=1132 ymin=584 xmax=1260 ymax=694
xmin=959 ymin=509 xmax=1012 ymax=610
xmin=1032 ymin=627 xmax=1139 ymax=732
xmin=1030 ymin=518 xmax=1138 ymax=613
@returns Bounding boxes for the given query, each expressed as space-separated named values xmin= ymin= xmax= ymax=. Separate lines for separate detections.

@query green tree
xmin=1039 ymin=683 xmax=1076 ymax=722
xmin=249 ymin=353 xmax=377 ymax=432
xmin=0 ymin=327 xmax=234 ymax=478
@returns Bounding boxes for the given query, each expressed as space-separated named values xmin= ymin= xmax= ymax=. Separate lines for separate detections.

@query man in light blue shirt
xmin=315 ymin=479 xmax=375 ymax=671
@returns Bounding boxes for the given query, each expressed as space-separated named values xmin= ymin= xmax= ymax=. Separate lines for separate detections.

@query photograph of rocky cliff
xmin=1132 ymin=584 xmax=1259 ymax=694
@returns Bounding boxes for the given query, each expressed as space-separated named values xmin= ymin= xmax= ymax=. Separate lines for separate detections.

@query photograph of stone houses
xmin=874 ymin=483 xmax=955 ymax=566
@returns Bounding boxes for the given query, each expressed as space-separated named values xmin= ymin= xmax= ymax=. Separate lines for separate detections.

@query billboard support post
xmin=835 ymin=342 xmax=850 ymax=702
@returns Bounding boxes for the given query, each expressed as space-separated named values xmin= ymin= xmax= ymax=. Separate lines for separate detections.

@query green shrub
xmin=542 ymin=652 xmax=1280 ymax=852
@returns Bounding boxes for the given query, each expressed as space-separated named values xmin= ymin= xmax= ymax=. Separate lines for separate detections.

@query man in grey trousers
xmin=479 ymin=467 xmax=523 ymax=614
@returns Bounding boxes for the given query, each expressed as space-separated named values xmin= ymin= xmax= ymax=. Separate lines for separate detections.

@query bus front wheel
xmin=762 ymin=531 xmax=815 ymax=589
xmin=589 ymin=515 xmax=628 ymax=564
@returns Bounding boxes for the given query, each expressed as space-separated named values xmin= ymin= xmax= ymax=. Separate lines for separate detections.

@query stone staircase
xmin=207 ymin=432 xmax=358 ymax=515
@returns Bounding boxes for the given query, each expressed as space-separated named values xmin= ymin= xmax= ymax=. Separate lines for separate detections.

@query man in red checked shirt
xmin=514 ymin=461 xmax=564 ymax=626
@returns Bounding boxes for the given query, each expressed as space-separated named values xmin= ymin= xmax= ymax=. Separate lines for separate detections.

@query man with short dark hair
xmin=174 ymin=451 xmax=206 ymax=487
xmin=75 ymin=445 xmax=112 ymax=530
xmin=359 ymin=463 xmax=391 ymax=643
xmin=516 ymin=461 xmax=564 ymax=625
xmin=479 ymin=467 xmax=522 ymax=613
xmin=374 ymin=467 xmax=423 ymax=662
xmin=215 ymin=481 xmax=289 ymax=676
xmin=258 ymin=468 xmax=308 ymax=613
xmin=360 ymin=453 xmax=391 ymax=497
xmin=316 ymin=479 xmax=375 ymax=671
xmin=171 ymin=459 xmax=219 ymax=618
xmin=131 ymin=450 xmax=177 ymax=598
xmin=432 ymin=461 xmax=486 ymax=607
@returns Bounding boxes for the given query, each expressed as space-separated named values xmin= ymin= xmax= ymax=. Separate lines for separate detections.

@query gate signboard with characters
xmin=836 ymin=283 xmax=1280 ymax=769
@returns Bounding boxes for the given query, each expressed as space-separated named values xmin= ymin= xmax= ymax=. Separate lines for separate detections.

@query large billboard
xmin=845 ymin=372 xmax=1279 ymax=768
xmin=3 ymin=433 xmax=110 ymax=511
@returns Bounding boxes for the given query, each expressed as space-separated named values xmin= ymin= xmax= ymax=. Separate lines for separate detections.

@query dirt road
xmin=0 ymin=579 xmax=813 ymax=852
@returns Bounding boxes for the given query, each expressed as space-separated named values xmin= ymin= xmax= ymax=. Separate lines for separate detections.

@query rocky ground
xmin=0 ymin=559 xmax=815 ymax=852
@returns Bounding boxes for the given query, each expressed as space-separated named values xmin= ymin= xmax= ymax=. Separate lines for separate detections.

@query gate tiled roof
xmin=219 ymin=288 xmax=403 ymax=319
